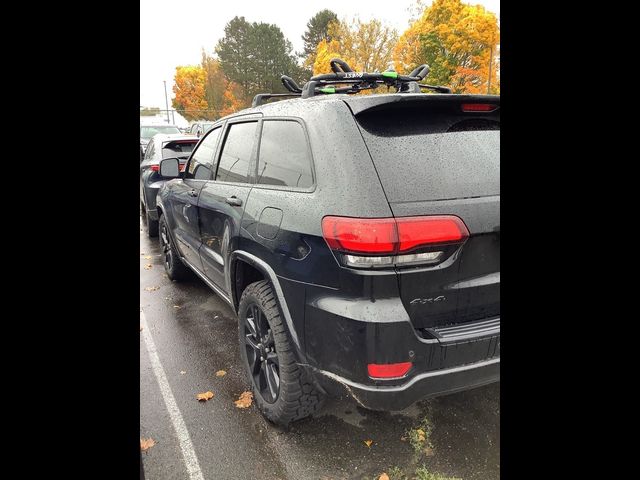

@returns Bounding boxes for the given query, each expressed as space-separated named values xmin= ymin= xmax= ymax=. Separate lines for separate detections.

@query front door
xmin=198 ymin=120 xmax=259 ymax=293
xmin=169 ymin=126 xmax=223 ymax=271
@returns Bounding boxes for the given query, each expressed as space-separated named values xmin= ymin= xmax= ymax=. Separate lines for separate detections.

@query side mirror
xmin=159 ymin=158 xmax=180 ymax=178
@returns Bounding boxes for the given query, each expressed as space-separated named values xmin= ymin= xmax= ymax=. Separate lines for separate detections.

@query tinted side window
xmin=186 ymin=127 xmax=222 ymax=180
xmin=216 ymin=122 xmax=257 ymax=184
xmin=144 ymin=141 xmax=155 ymax=160
xmin=257 ymin=121 xmax=313 ymax=188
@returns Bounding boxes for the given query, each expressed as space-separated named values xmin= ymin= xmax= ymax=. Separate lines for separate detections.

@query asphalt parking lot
xmin=140 ymin=220 xmax=500 ymax=480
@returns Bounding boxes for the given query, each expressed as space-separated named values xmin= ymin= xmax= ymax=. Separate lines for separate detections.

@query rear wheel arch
xmin=229 ymin=251 xmax=305 ymax=363
xmin=231 ymin=256 xmax=266 ymax=312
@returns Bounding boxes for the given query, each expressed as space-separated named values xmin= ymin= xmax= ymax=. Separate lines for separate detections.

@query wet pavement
xmin=140 ymin=222 xmax=499 ymax=480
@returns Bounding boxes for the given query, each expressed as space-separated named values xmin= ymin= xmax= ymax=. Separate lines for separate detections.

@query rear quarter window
xmin=257 ymin=120 xmax=313 ymax=189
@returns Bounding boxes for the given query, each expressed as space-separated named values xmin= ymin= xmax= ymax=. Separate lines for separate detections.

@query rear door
xmin=198 ymin=119 xmax=259 ymax=293
xmin=169 ymin=127 xmax=223 ymax=271
xmin=354 ymin=98 xmax=500 ymax=329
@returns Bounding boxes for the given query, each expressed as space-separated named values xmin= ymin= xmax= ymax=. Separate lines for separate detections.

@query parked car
xmin=155 ymin=88 xmax=500 ymax=426
xmin=140 ymin=134 xmax=199 ymax=236
xmin=188 ymin=122 xmax=215 ymax=137
xmin=140 ymin=124 xmax=181 ymax=154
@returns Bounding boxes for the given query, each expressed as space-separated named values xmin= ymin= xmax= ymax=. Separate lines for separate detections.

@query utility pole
xmin=163 ymin=80 xmax=170 ymax=124
xmin=487 ymin=46 xmax=493 ymax=94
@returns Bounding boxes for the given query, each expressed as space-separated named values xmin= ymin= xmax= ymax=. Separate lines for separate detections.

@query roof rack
xmin=251 ymin=59 xmax=451 ymax=106
xmin=251 ymin=93 xmax=301 ymax=108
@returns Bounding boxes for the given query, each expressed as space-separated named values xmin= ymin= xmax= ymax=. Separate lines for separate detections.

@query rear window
xmin=216 ymin=122 xmax=258 ymax=184
xmin=162 ymin=141 xmax=197 ymax=158
xmin=356 ymin=109 xmax=499 ymax=202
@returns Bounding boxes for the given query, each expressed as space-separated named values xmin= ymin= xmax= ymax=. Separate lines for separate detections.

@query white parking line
xmin=141 ymin=310 xmax=205 ymax=480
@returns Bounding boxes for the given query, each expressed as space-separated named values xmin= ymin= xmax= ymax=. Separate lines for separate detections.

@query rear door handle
xmin=187 ymin=189 xmax=198 ymax=198
xmin=225 ymin=196 xmax=243 ymax=207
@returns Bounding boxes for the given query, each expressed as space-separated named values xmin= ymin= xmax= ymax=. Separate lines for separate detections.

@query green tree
xmin=301 ymin=9 xmax=338 ymax=66
xmin=215 ymin=16 xmax=252 ymax=96
xmin=215 ymin=17 xmax=301 ymax=102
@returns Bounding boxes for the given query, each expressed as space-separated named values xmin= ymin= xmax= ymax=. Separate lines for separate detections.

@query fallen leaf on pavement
xmin=145 ymin=286 xmax=160 ymax=292
xmin=196 ymin=391 xmax=214 ymax=402
xmin=379 ymin=474 xmax=390 ymax=480
xmin=144 ymin=264 xmax=153 ymax=270
xmin=144 ymin=255 xmax=152 ymax=260
xmin=234 ymin=391 xmax=253 ymax=408
xmin=364 ymin=440 xmax=373 ymax=448
xmin=215 ymin=370 xmax=227 ymax=377
xmin=140 ymin=438 xmax=155 ymax=452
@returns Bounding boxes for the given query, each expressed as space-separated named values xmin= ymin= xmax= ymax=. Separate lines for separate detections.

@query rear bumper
xmin=308 ymin=357 xmax=499 ymax=410
xmin=276 ymin=271 xmax=500 ymax=410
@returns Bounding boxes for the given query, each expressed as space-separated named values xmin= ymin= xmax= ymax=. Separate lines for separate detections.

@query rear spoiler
xmin=344 ymin=94 xmax=500 ymax=116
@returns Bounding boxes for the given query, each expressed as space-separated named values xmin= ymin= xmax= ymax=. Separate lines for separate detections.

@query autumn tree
xmin=171 ymin=66 xmax=208 ymax=121
xmin=393 ymin=0 xmax=500 ymax=93
xmin=312 ymin=19 xmax=398 ymax=75
xmin=215 ymin=16 xmax=301 ymax=102
xmin=201 ymin=51 xmax=227 ymax=120
xmin=301 ymin=9 xmax=338 ymax=68
xmin=219 ymin=81 xmax=244 ymax=117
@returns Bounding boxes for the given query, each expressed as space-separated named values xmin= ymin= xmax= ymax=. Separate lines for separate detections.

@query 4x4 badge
xmin=410 ymin=296 xmax=446 ymax=305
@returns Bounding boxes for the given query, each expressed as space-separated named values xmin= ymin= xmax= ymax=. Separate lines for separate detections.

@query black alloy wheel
xmin=243 ymin=303 xmax=280 ymax=403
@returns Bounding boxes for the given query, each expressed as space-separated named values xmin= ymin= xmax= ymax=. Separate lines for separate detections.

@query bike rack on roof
xmin=252 ymin=58 xmax=452 ymax=107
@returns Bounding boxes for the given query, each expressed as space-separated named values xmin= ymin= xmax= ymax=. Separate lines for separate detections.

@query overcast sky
xmin=140 ymin=0 xmax=500 ymax=109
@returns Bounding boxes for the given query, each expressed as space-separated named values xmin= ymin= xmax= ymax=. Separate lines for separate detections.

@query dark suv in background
xmin=155 ymin=85 xmax=499 ymax=426
xmin=140 ymin=134 xmax=199 ymax=236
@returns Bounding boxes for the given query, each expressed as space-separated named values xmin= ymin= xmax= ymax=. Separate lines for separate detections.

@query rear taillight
xmin=322 ymin=215 xmax=469 ymax=268
xmin=323 ymin=217 xmax=396 ymax=254
xmin=150 ymin=163 xmax=185 ymax=172
xmin=368 ymin=362 xmax=412 ymax=379
xmin=461 ymin=103 xmax=498 ymax=112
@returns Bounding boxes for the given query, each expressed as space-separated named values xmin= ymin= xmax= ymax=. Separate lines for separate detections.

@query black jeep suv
xmin=155 ymin=68 xmax=499 ymax=426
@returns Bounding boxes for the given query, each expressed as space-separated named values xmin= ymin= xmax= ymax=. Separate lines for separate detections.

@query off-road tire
xmin=238 ymin=280 xmax=324 ymax=426
xmin=159 ymin=214 xmax=190 ymax=281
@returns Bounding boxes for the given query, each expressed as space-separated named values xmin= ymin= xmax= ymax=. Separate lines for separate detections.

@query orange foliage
xmin=172 ymin=66 xmax=208 ymax=121
xmin=393 ymin=0 xmax=499 ymax=93
xmin=220 ymin=81 xmax=245 ymax=117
